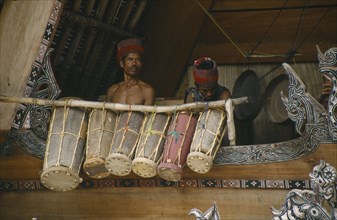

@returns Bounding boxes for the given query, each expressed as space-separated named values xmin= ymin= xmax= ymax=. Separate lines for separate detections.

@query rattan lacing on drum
xmin=165 ymin=111 xmax=194 ymax=165
xmin=115 ymin=109 xmax=144 ymax=158
xmin=193 ymin=109 xmax=227 ymax=158
xmin=86 ymin=102 xmax=116 ymax=157
xmin=136 ymin=111 xmax=171 ymax=161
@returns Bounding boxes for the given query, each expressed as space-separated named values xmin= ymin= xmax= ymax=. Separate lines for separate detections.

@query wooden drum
xmin=83 ymin=109 xmax=117 ymax=179
xmin=157 ymin=112 xmax=197 ymax=181
xmin=187 ymin=109 xmax=227 ymax=174
xmin=105 ymin=111 xmax=144 ymax=176
xmin=41 ymin=98 xmax=87 ymax=192
xmin=132 ymin=113 xmax=171 ymax=178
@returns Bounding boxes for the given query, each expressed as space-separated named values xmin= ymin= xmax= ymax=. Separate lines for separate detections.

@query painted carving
xmin=0 ymin=49 xmax=60 ymax=158
xmin=189 ymin=203 xmax=221 ymax=220
xmin=214 ymin=47 xmax=336 ymax=165
xmin=317 ymin=46 xmax=337 ymax=140
xmin=3 ymin=130 xmax=47 ymax=159
xmin=271 ymin=160 xmax=337 ymax=219
xmin=28 ymin=48 xmax=61 ymax=139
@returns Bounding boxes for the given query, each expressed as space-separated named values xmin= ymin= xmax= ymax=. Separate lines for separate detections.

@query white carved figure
xmin=317 ymin=46 xmax=337 ymax=140
xmin=271 ymin=160 xmax=337 ymax=219
xmin=189 ymin=202 xmax=221 ymax=220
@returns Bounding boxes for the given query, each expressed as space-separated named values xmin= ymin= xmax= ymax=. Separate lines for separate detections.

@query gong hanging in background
xmin=263 ymin=74 xmax=290 ymax=124
xmin=232 ymin=70 xmax=263 ymax=120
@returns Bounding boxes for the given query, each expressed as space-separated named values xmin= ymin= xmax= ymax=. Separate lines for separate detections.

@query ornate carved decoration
xmin=317 ymin=46 xmax=337 ymax=140
xmin=1 ymin=0 xmax=63 ymax=158
xmin=2 ymin=130 xmax=46 ymax=160
xmin=0 ymin=49 xmax=60 ymax=157
xmin=272 ymin=160 xmax=337 ymax=219
xmin=10 ymin=0 xmax=62 ymax=130
xmin=28 ymin=48 xmax=61 ymax=139
xmin=189 ymin=203 xmax=221 ymax=220
xmin=214 ymin=47 xmax=336 ymax=165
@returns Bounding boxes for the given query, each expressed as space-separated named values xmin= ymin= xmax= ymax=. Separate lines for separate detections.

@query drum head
xmin=157 ymin=162 xmax=183 ymax=182
xmin=264 ymin=74 xmax=290 ymax=124
xmin=132 ymin=157 xmax=157 ymax=178
xmin=186 ymin=152 xmax=213 ymax=174
xmin=232 ymin=70 xmax=262 ymax=120
xmin=41 ymin=166 xmax=82 ymax=192
xmin=83 ymin=157 xmax=111 ymax=179
xmin=105 ymin=153 xmax=132 ymax=176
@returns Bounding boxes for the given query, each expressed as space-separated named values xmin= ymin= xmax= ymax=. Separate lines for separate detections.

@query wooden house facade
xmin=0 ymin=0 xmax=336 ymax=219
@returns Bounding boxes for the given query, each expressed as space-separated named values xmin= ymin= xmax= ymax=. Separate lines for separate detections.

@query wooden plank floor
xmin=0 ymin=187 xmax=289 ymax=220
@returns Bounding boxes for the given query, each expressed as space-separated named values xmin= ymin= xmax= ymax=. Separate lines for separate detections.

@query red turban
xmin=117 ymin=38 xmax=144 ymax=64
xmin=193 ymin=57 xmax=218 ymax=89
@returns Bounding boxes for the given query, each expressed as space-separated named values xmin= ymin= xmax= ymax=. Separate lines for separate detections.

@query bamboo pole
xmin=0 ymin=96 xmax=248 ymax=114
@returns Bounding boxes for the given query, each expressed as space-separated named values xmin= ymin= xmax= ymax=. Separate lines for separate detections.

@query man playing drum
xmin=184 ymin=57 xmax=231 ymax=174
xmin=107 ymin=38 xmax=155 ymax=105
xmin=184 ymin=57 xmax=231 ymax=103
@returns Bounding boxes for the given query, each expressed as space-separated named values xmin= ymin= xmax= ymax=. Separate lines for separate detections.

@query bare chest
xmin=111 ymin=86 xmax=145 ymax=105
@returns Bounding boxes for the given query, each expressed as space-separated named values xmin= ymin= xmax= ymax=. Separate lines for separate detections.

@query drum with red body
xmin=157 ymin=112 xmax=197 ymax=181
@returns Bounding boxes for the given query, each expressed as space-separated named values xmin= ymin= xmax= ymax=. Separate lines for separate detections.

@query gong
xmin=264 ymin=74 xmax=290 ymax=124
xmin=232 ymin=70 xmax=262 ymax=120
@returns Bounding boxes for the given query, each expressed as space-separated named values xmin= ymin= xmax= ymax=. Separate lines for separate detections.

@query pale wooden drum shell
xmin=132 ymin=113 xmax=171 ymax=178
xmin=41 ymin=103 xmax=87 ymax=192
xmin=105 ymin=111 xmax=144 ymax=176
xmin=84 ymin=109 xmax=117 ymax=179
xmin=187 ymin=108 xmax=227 ymax=174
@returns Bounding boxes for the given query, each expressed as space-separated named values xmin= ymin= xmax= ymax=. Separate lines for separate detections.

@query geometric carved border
xmin=0 ymin=178 xmax=313 ymax=191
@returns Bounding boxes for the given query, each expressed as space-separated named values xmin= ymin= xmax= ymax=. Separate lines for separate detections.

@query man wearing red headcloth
xmin=107 ymin=38 xmax=155 ymax=105
xmin=184 ymin=57 xmax=231 ymax=103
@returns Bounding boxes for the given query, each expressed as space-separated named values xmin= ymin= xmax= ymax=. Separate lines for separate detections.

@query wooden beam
xmin=212 ymin=0 xmax=337 ymax=11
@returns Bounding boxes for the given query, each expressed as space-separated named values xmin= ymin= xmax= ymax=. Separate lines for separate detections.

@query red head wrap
xmin=117 ymin=38 xmax=144 ymax=64
xmin=193 ymin=57 xmax=218 ymax=89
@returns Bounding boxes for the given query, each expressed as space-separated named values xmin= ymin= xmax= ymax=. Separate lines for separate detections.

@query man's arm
xmin=218 ymin=89 xmax=231 ymax=100
xmin=106 ymin=85 xmax=117 ymax=102
xmin=184 ymin=93 xmax=194 ymax=103
xmin=143 ymin=86 xmax=155 ymax=105
xmin=184 ymin=87 xmax=201 ymax=103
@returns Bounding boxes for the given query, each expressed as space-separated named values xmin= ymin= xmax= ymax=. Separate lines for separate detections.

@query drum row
xmin=40 ymin=101 xmax=227 ymax=191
